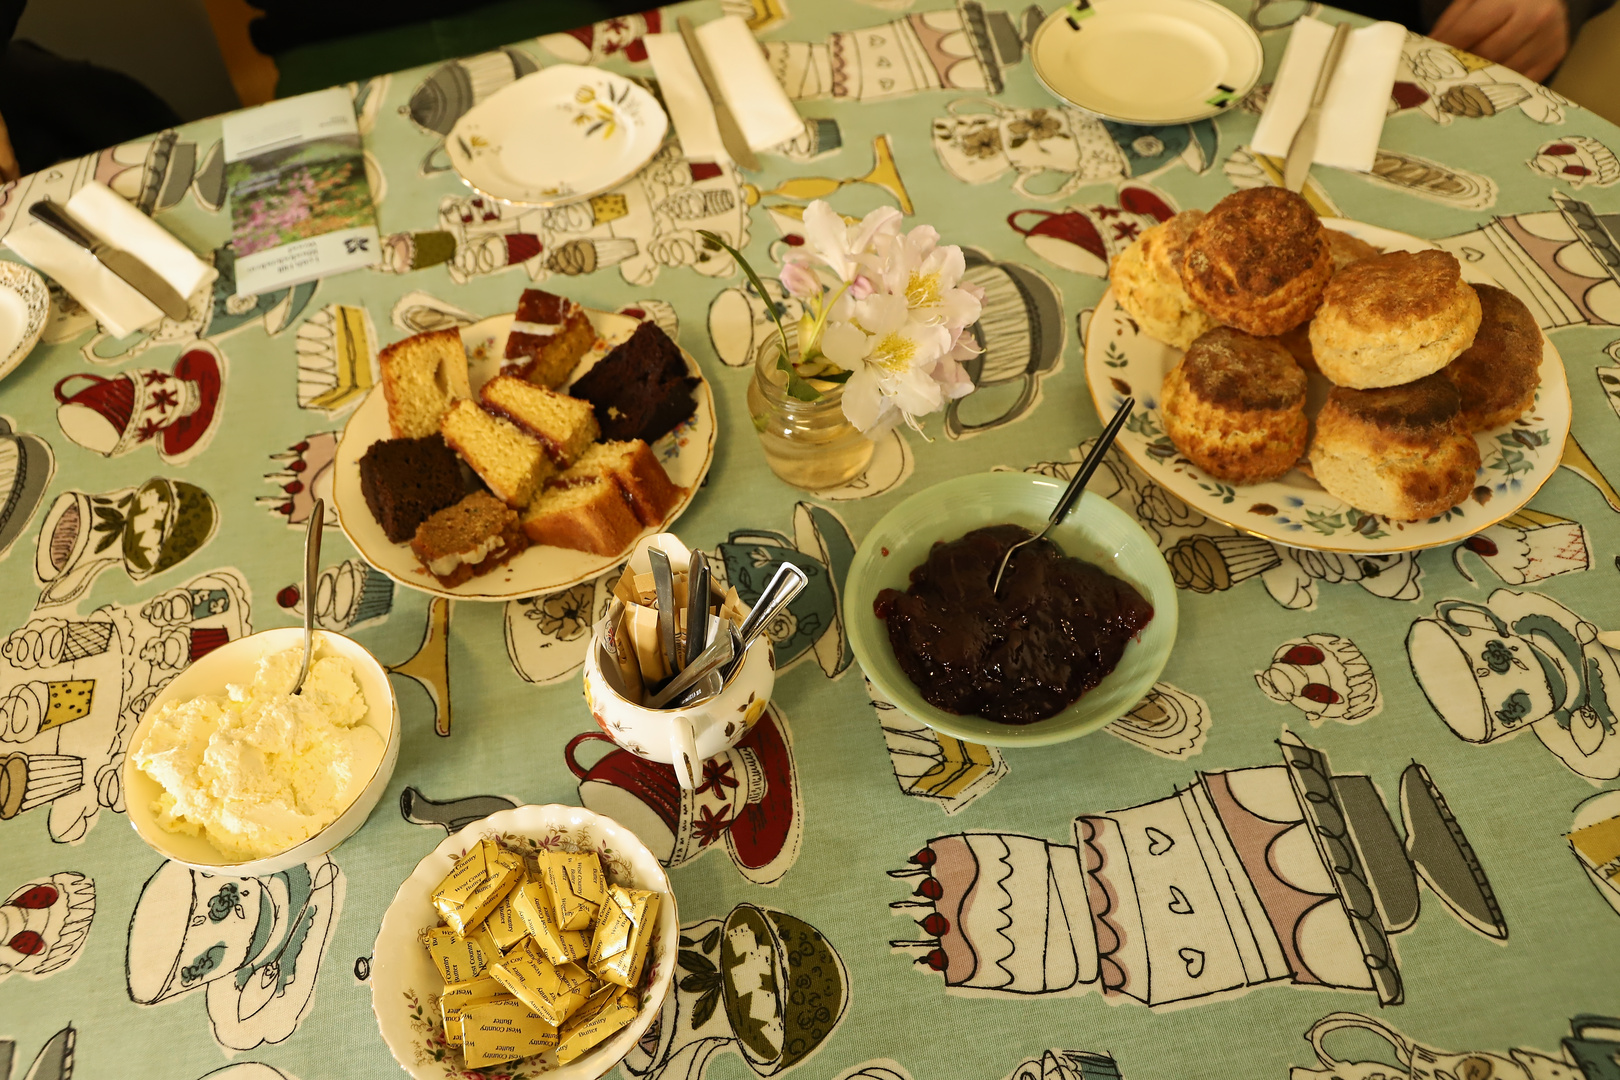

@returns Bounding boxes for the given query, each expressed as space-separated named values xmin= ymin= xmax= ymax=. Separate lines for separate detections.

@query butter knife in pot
xmin=677 ymin=15 xmax=760 ymax=172
xmin=29 ymin=199 xmax=190 ymax=321
xmin=1282 ymin=21 xmax=1352 ymax=195
xmin=649 ymin=547 xmax=680 ymax=677
xmin=685 ymin=550 xmax=710 ymax=668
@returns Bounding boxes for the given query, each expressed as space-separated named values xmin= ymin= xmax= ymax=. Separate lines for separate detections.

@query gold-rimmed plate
xmin=1083 ymin=218 xmax=1571 ymax=553
xmin=333 ymin=308 xmax=715 ymax=600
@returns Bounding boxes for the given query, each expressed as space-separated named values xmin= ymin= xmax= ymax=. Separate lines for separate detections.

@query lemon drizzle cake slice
xmin=440 ymin=400 xmax=554 ymax=508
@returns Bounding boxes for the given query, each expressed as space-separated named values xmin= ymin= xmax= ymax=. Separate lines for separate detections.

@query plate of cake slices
xmin=1084 ymin=187 xmax=1571 ymax=554
xmin=333 ymin=289 xmax=716 ymax=600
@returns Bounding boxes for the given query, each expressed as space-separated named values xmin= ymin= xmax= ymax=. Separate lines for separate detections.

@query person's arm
xmin=1428 ymin=0 xmax=1569 ymax=81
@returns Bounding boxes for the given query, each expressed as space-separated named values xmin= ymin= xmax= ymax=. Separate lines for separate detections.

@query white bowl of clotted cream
xmin=122 ymin=626 xmax=400 ymax=876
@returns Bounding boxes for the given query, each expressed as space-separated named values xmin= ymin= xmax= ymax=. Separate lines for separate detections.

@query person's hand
xmin=0 ymin=110 xmax=18 ymax=183
xmin=1429 ymin=0 xmax=1569 ymax=83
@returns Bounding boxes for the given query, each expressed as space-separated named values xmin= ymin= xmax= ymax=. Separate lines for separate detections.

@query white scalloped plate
xmin=448 ymin=65 xmax=668 ymax=207
xmin=334 ymin=307 xmax=715 ymax=601
xmin=370 ymin=803 xmax=678 ymax=1080
xmin=0 ymin=261 xmax=48 ymax=383
xmin=1083 ymin=218 xmax=1572 ymax=553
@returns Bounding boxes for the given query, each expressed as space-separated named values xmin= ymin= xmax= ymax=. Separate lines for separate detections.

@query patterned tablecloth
xmin=3 ymin=2 xmax=1620 ymax=1078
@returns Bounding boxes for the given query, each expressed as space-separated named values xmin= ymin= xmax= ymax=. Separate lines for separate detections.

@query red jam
xmin=874 ymin=524 xmax=1154 ymax=724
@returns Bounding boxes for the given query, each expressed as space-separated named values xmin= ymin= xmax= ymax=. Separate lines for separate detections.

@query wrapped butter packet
xmin=630 ymin=603 xmax=668 ymax=687
xmin=433 ymin=838 xmax=525 ymax=936
xmin=484 ymin=885 xmax=530 ymax=952
xmin=537 ymin=852 xmax=606 ymax=930
xmin=588 ymin=885 xmax=659 ymax=988
xmin=556 ymin=987 xmax=641 ymax=1064
xmin=438 ymin=975 xmax=510 ymax=1047
xmin=460 ymin=998 xmax=559 ymax=1066
xmin=511 ymin=880 xmax=590 ymax=964
xmin=421 ymin=925 xmax=497 ymax=984
xmin=489 ymin=938 xmax=595 ymax=1026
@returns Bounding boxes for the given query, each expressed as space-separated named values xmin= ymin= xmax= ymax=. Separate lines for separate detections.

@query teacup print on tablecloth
xmin=565 ymin=705 xmax=802 ymax=885
xmin=402 ymin=47 xmax=538 ymax=176
xmin=1530 ymin=135 xmax=1620 ymax=189
xmin=1008 ymin=185 xmax=1177 ymax=279
xmin=274 ymin=558 xmax=395 ymax=633
xmin=503 ymin=568 xmax=618 ymax=686
xmin=32 ymin=476 xmax=218 ymax=609
xmin=623 ymin=903 xmax=847 ymax=1080
xmin=1408 ymin=589 xmax=1620 ymax=780
xmin=126 ymin=857 xmax=344 ymax=1052
xmin=890 ymin=730 xmax=1505 ymax=1007
xmin=53 ymin=343 xmax=225 ymax=464
xmin=932 ymin=98 xmax=1217 ymax=199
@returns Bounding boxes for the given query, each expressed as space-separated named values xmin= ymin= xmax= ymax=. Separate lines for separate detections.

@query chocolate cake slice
xmin=359 ymin=434 xmax=466 ymax=543
xmin=567 ymin=321 xmax=698 ymax=443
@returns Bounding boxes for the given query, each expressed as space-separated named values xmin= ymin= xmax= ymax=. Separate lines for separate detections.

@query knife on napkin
xmin=677 ymin=15 xmax=760 ymax=171
xmin=28 ymin=199 xmax=190 ymax=321
xmin=1283 ymin=21 xmax=1352 ymax=194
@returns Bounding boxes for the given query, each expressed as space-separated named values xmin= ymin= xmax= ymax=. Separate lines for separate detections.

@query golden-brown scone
xmin=1161 ymin=327 xmax=1308 ymax=484
xmin=1179 ymin=188 xmax=1332 ymax=337
xmin=1270 ymin=321 xmax=1317 ymax=374
xmin=1109 ymin=210 xmax=1218 ymax=349
xmin=1308 ymin=373 xmax=1481 ymax=521
xmin=1443 ymin=283 xmax=1542 ymax=431
xmin=1325 ymin=228 xmax=1381 ymax=272
xmin=1309 ymin=250 xmax=1482 ymax=389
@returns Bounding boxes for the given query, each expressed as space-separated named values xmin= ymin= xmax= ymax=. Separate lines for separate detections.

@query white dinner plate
xmin=333 ymin=308 xmax=716 ymax=600
xmin=448 ymin=64 xmax=669 ymax=207
xmin=0 ymin=261 xmax=49 ymax=383
xmin=1083 ymin=218 xmax=1573 ymax=554
xmin=1030 ymin=0 xmax=1264 ymax=125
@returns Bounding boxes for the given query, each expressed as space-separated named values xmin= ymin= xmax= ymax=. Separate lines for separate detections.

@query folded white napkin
xmin=644 ymin=15 xmax=803 ymax=162
xmin=1251 ymin=17 xmax=1406 ymax=173
xmin=4 ymin=181 xmax=215 ymax=338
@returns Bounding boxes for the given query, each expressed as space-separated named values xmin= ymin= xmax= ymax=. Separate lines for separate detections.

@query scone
xmin=1109 ymin=210 xmax=1218 ymax=349
xmin=1270 ymin=322 xmax=1317 ymax=374
xmin=1310 ymin=250 xmax=1482 ymax=389
xmin=1309 ymin=374 xmax=1481 ymax=521
xmin=1443 ymin=283 xmax=1542 ymax=431
xmin=1324 ymin=228 xmax=1381 ymax=272
xmin=1161 ymin=327 xmax=1308 ymax=484
xmin=1180 ymin=188 xmax=1332 ymax=337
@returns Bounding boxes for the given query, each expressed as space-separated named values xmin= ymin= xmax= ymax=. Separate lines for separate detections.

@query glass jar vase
xmin=746 ymin=341 xmax=874 ymax=491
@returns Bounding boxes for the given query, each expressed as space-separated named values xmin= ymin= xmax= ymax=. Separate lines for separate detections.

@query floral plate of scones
xmin=333 ymin=289 xmax=716 ymax=599
xmin=1084 ymin=186 xmax=1571 ymax=553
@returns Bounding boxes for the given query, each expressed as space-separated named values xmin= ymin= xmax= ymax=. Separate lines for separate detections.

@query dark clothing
xmin=1333 ymin=0 xmax=1613 ymax=43
xmin=0 ymin=39 xmax=181 ymax=176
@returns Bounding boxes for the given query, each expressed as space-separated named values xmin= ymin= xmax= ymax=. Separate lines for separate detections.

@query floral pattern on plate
xmin=1084 ymin=218 xmax=1572 ymax=553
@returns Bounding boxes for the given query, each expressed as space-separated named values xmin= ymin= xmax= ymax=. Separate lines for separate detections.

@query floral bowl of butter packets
xmin=372 ymin=803 xmax=676 ymax=1079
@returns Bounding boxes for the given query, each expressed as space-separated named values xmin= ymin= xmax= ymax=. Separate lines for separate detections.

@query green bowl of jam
xmin=845 ymin=470 xmax=1178 ymax=747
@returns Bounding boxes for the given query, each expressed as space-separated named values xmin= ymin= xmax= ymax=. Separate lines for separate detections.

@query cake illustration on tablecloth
xmin=1255 ymin=634 xmax=1381 ymax=725
xmin=294 ymin=304 xmax=376 ymax=416
xmin=868 ymin=677 xmax=1007 ymax=814
xmin=891 ymin=730 xmax=1505 ymax=1008
xmin=0 ymin=872 xmax=95 ymax=982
